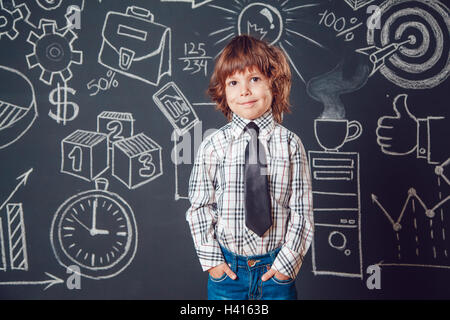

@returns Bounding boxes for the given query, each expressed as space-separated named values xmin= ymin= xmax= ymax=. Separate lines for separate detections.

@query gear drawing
xmin=0 ymin=0 xmax=27 ymax=40
xmin=13 ymin=0 xmax=84 ymax=30
xmin=26 ymin=22 xmax=83 ymax=85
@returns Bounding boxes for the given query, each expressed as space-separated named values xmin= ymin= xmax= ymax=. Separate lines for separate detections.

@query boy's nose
xmin=240 ymin=85 xmax=251 ymax=96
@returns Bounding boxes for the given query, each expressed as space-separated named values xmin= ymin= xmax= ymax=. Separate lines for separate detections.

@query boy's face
xmin=225 ymin=66 xmax=273 ymax=121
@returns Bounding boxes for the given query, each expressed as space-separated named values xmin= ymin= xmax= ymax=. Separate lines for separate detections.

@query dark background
xmin=0 ymin=0 xmax=448 ymax=299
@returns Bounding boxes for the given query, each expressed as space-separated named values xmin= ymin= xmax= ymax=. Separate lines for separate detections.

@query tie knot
xmin=245 ymin=122 xmax=259 ymax=137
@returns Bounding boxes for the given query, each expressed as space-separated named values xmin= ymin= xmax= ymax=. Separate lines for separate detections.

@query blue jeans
xmin=207 ymin=245 xmax=297 ymax=300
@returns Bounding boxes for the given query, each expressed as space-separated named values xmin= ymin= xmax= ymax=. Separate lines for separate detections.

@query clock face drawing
xmin=51 ymin=179 xmax=137 ymax=279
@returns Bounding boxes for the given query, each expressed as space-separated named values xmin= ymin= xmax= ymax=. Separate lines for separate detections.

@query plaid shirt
xmin=186 ymin=110 xmax=313 ymax=279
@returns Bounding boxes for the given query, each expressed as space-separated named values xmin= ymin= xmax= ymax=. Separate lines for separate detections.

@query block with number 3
xmin=112 ymin=133 xmax=163 ymax=189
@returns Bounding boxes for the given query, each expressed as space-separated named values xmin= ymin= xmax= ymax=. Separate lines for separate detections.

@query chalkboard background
xmin=0 ymin=0 xmax=448 ymax=299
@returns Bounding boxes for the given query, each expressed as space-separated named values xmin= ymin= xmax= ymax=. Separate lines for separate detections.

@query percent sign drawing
xmin=87 ymin=70 xmax=119 ymax=96
xmin=318 ymin=9 xmax=364 ymax=41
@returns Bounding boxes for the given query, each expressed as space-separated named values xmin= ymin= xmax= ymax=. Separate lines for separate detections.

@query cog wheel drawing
xmin=13 ymin=0 xmax=84 ymax=30
xmin=0 ymin=0 xmax=27 ymax=40
xmin=26 ymin=22 xmax=83 ymax=85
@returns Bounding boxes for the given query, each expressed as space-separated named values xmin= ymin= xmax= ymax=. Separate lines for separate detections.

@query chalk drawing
xmin=153 ymin=81 xmax=199 ymax=136
xmin=98 ymin=6 xmax=171 ymax=86
xmin=0 ymin=66 xmax=38 ymax=150
xmin=50 ymin=178 xmax=138 ymax=280
xmin=360 ymin=0 xmax=449 ymax=89
xmin=26 ymin=22 xmax=83 ymax=85
xmin=14 ymin=0 xmax=84 ymax=30
xmin=0 ymin=0 xmax=27 ymax=40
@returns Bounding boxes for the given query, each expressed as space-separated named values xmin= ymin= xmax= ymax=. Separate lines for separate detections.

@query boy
xmin=186 ymin=35 xmax=313 ymax=300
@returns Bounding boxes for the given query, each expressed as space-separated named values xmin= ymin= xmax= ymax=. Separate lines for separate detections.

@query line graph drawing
xmin=372 ymin=181 xmax=450 ymax=266
xmin=372 ymin=188 xmax=449 ymax=232
xmin=436 ymin=158 xmax=450 ymax=187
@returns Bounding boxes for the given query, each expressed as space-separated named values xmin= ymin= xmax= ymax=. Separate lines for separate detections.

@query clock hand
xmin=90 ymin=197 xmax=110 ymax=236
xmin=91 ymin=229 xmax=110 ymax=235
xmin=71 ymin=214 xmax=91 ymax=233
xmin=91 ymin=197 xmax=98 ymax=232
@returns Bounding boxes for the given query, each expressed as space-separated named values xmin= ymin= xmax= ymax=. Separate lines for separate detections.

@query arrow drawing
xmin=0 ymin=168 xmax=33 ymax=213
xmin=373 ymin=259 xmax=450 ymax=270
xmin=0 ymin=272 xmax=64 ymax=290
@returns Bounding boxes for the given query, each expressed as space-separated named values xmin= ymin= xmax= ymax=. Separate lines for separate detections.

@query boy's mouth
xmin=240 ymin=100 xmax=257 ymax=107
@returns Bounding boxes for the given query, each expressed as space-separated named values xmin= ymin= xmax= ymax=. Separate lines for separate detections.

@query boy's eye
xmin=251 ymin=77 xmax=260 ymax=82
xmin=228 ymin=80 xmax=237 ymax=86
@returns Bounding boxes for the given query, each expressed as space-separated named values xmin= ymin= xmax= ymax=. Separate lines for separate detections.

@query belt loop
xmin=230 ymin=251 xmax=237 ymax=273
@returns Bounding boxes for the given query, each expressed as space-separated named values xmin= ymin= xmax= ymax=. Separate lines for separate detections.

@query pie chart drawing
xmin=0 ymin=65 xmax=38 ymax=150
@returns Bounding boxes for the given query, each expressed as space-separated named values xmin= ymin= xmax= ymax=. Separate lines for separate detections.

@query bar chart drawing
xmin=6 ymin=203 xmax=28 ymax=271
xmin=0 ymin=218 xmax=6 ymax=271
xmin=0 ymin=203 xmax=29 ymax=271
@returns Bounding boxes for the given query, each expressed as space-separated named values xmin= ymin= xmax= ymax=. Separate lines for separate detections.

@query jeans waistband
xmin=220 ymin=245 xmax=281 ymax=272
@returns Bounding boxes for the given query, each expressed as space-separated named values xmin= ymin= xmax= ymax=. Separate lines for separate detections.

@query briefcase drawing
xmin=98 ymin=6 xmax=171 ymax=86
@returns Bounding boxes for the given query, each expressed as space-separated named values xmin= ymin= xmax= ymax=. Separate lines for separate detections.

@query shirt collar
xmin=230 ymin=109 xmax=275 ymax=139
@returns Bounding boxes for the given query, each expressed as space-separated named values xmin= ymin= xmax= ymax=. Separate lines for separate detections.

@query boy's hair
xmin=208 ymin=35 xmax=292 ymax=124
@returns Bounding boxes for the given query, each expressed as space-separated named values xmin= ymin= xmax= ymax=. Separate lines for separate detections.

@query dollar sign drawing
xmin=48 ymin=82 xmax=79 ymax=125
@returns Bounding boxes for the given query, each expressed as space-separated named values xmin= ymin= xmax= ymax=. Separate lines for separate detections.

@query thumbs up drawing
xmin=376 ymin=94 xmax=418 ymax=155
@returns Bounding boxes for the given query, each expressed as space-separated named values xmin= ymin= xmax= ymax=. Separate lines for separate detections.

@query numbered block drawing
xmin=112 ymin=133 xmax=163 ymax=189
xmin=153 ymin=81 xmax=199 ymax=136
xmin=6 ymin=203 xmax=28 ymax=271
xmin=98 ymin=6 xmax=171 ymax=86
xmin=97 ymin=111 xmax=135 ymax=148
xmin=61 ymin=129 xmax=109 ymax=182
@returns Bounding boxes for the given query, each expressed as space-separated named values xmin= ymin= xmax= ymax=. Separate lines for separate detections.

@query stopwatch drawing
xmin=50 ymin=178 xmax=138 ymax=280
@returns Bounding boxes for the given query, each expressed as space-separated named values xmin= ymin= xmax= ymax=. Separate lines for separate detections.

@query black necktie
xmin=244 ymin=122 xmax=272 ymax=237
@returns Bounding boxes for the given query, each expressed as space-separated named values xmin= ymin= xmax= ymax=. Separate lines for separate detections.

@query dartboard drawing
xmin=366 ymin=0 xmax=449 ymax=89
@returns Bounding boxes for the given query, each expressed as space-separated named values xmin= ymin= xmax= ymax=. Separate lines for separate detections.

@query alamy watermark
xmin=366 ymin=264 xmax=381 ymax=290
xmin=66 ymin=265 xmax=81 ymax=290
xmin=66 ymin=5 xmax=81 ymax=30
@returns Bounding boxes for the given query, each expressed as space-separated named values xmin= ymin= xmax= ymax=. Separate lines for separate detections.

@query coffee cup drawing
xmin=314 ymin=119 xmax=362 ymax=152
